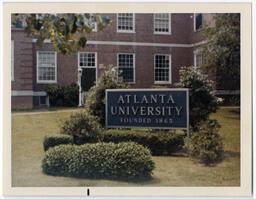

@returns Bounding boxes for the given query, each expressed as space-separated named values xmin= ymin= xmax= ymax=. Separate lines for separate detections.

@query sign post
xmin=106 ymin=89 xmax=189 ymax=154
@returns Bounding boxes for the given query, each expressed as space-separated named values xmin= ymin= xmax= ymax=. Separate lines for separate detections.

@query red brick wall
xmin=11 ymin=30 xmax=34 ymax=91
xmin=11 ymin=13 xmax=220 ymax=109
xmin=11 ymin=96 xmax=33 ymax=109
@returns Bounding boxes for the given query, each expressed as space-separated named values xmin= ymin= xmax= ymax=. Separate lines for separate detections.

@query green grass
xmin=11 ymin=106 xmax=240 ymax=187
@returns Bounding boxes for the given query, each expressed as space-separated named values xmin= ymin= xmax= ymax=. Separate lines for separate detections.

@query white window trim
xmin=36 ymin=51 xmax=57 ymax=84
xmin=194 ymin=48 xmax=203 ymax=69
xmin=117 ymin=13 xmax=135 ymax=33
xmin=194 ymin=13 xmax=202 ymax=32
xmin=154 ymin=54 xmax=172 ymax=85
xmin=78 ymin=52 xmax=98 ymax=84
xmin=117 ymin=53 xmax=136 ymax=84
xmin=153 ymin=13 xmax=171 ymax=35
xmin=11 ymin=40 xmax=14 ymax=81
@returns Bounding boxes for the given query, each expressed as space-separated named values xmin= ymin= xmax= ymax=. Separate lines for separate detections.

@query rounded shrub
xmin=60 ymin=111 xmax=102 ymax=145
xmin=190 ymin=119 xmax=223 ymax=165
xmin=43 ymin=134 xmax=73 ymax=151
xmin=42 ymin=142 xmax=155 ymax=180
xmin=86 ymin=65 xmax=129 ymax=128
xmin=175 ymin=66 xmax=218 ymax=131
xmin=103 ymin=129 xmax=184 ymax=155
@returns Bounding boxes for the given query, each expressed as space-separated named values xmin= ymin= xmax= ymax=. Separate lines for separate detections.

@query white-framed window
xmin=37 ymin=51 xmax=57 ymax=83
xmin=194 ymin=13 xmax=202 ymax=31
xmin=11 ymin=40 xmax=14 ymax=81
xmin=154 ymin=54 xmax=171 ymax=84
xmin=154 ymin=13 xmax=171 ymax=34
xmin=117 ymin=53 xmax=135 ymax=83
xmin=117 ymin=13 xmax=135 ymax=33
xmin=79 ymin=52 xmax=97 ymax=68
xmin=194 ymin=49 xmax=203 ymax=69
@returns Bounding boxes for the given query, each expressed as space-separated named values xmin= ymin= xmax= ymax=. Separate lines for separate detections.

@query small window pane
xmin=154 ymin=14 xmax=170 ymax=33
xmin=118 ymin=54 xmax=134 ymax=83
xmin=117 ymin=13 xmax=134 ymax=31
xmin=79 ymin=53 xmax=96 ymax=68
xmin=195 ymin=13 xmax=202 ymax=30
xmin=155 ymin=55 xmax=170 ymax=82
xmin=37 ymin=51 xmax=56 ymax=82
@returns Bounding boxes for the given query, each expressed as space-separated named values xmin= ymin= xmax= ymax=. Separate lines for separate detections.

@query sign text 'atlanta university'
xmin=106 ymin=89 xmax=189 ymax=129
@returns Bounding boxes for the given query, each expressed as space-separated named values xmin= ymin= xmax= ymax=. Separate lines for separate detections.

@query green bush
xmin=103 ymin=129 xmax=184 ymax=155
xmin=86 ymin=65 xmax=129 ymax=128
xmin=42 ymin=142 xmax=155 ymax=180
xmin=63 ymin=83 xmax=79 ymax=106
xmin=60 ymin=111 xmax=102 ymax=145
xmin=176 ymin=66 xmax=218 ymax=131
xmin=45 ymin=83 xmax=79 ymax=107
xmin=190 ymin=120 xmax=223 ymax=165
xmin=43 ymin=134 xmax=73 ymax=151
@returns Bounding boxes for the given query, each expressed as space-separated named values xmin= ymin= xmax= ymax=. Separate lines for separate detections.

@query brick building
xmin=11 ymin=13 xmax=238 ymax=109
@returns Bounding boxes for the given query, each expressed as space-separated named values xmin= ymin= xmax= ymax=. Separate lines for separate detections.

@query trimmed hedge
xmin=103 ymin=130 xmax=184 ymax=155
xmin=45 ymin=83 xmax=79 ymax=107
xmin=42 ymin=142 xmax=155 ymax=180
xmin=60 ymin=111 xmax=102 ymax=145
xmin=43 ymin=134 xmax=73 ymax=151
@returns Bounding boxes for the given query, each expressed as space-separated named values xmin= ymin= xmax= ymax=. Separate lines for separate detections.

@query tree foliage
xmin=176 ymin=66 xmax=218 ymax=131
xmin=86 ymin=65 xmax=129 ymax=128
xmin=12 ymin=14 xmax=112 ymax=54
xmin=202 ymin=13 xmax=240 ymax=90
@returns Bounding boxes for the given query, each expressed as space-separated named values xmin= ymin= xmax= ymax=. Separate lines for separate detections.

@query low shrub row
xmin=45 ymin=83 xmax=79 ymax=107
xmin=44 ymin=129 xmax=184 ymax=156
xmin=43 ymin=134 xmax=73 ymax=151
xmin=42 ymin=142 xmax=155 ymax=180
xmin=103 ymin=129 xmax=184 ymax=156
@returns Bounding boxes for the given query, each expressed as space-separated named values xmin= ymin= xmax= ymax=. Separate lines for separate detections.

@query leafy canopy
xmin=202 ymin=13 xmax=240 ymax=90
xmin=12 ymin=14 xmax=112 ymax=54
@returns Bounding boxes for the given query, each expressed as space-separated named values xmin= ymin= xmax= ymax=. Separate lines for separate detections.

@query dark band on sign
xmin=106 ymin=89 xmax=189 ymax=130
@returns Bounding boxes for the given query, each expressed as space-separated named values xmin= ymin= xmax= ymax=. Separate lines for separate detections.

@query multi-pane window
xmin=154 ymin=14 xmax=171 ymax=34
xmin=194 ymin=13 xmax=202 ymax=31
xmin=117 ymin=13 xmax=135 ymax=32
xmin=154 ymin=55 xmax=171 ymax=83
xmin=79 ymin=52 xmax=97 ymax=91
xmin=79 ymin=52 xmax=96 ymax=67
xmin=118 ymin=53 xmax=135 ymax=83
xmin=194 ymin=51 xmax=203 ymax=69
xmin=11 ymin=40 xmax=14 ymax=81
xmin=37 ymin=51 xmax=57 ymax=83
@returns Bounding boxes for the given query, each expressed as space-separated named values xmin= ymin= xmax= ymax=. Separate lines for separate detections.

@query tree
xmin=202 ymin=14 xmax=240 ymax=90
xmin=176 ymin=66 xmax=218 ymax=131
xmin=12 ymin=14 xmax=112 ymax=54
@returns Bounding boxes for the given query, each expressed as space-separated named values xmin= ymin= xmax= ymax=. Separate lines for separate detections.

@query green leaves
xmin=176 ymin=66 xmax=218 ymax=131
xmin=13 ymin=13 xmax=112 ymax=54
xmin=42 ymin=142 xmax=155 ymax=180
xmin=202 ymin=13 xmax=240 ymax=90
xmin=190 ymin=119 xmax=223 ymax=165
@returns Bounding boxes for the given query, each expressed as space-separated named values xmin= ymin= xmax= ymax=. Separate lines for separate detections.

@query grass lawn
xmin=11 ymin=106 xmax=240 ymax=187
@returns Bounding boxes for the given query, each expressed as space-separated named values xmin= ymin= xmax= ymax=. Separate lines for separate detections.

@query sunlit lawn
xmin=11 ymin=106 xmax=240 ymax=187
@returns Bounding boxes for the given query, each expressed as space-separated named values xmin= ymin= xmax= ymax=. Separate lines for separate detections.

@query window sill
xmin=117 ymin=30 xmax=136 ymax=34
xmin=154 ymin=32 xmax=171 ymax=35
xmin=37 ymin=81 xmax=57 ymax=84
xmin=154 ymin=82 xmax=172 ymax=85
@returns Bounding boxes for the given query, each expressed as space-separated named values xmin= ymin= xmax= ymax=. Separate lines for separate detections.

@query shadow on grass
xmin=228 ymin=109 xmax=240 ymax=115
xmin=223 ymin=150 xmax=240 ymax=160
xmin=44 ymin=171 xmax=157 ymax=184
